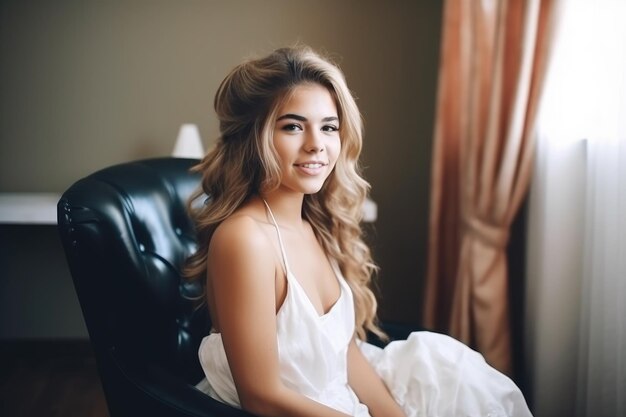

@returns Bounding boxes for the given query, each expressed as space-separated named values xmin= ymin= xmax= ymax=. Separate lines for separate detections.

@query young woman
xmin=187 ymin=46 xmax=532 ymax=417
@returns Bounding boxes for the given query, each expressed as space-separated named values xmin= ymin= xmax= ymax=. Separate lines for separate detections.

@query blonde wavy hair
xmin=185 ymin=46 xmax=384 ymax=341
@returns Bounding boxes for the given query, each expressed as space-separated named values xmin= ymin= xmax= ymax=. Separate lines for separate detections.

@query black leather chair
xmin=57 ymin=157 xmax=418 ymax=417
xmin=57 ymin=157 xmax=255 ymax=417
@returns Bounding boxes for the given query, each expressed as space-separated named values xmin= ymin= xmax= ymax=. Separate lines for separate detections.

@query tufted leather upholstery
xmin=57 ymin=158 xmax=255 ymax=417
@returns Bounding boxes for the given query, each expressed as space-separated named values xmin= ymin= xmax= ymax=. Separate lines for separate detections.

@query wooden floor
xmin=0 ymin=340 xmax=109 ymax=417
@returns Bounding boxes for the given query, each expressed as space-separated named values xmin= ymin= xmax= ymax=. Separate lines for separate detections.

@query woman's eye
xmin=281 ymin=123 xmax=302 ymax=132
xmin=322 ymin=124 xmax=339 ymax=132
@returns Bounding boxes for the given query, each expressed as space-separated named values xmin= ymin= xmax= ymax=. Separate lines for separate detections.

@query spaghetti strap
xmin=262 ymin=199 xmax=291 ymax=274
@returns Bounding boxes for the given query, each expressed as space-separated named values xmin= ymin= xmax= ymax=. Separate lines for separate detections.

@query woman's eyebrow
xmin=276 ymin=114 xmax=339 ymax=122
xmin=277 ymin=113 xmax=307 ymax=122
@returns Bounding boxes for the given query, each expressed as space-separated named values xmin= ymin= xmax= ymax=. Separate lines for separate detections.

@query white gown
xmin=196 ymin=202 xmax=532 ymax=416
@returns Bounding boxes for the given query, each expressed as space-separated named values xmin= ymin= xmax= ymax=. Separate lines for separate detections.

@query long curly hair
xmin=185 ymin=46 xmax=383 ymax=341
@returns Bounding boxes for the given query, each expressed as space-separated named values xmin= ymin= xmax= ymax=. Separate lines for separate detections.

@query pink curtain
xmin=423 ymin=0 xmax=558 ymax=374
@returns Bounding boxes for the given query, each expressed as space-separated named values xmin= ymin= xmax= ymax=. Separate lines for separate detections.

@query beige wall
xmin=0 ymin=0 xmax=442 ymax=333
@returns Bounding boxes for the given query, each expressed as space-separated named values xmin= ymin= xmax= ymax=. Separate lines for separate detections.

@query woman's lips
xmin=294 ymin=161 xmax=328 ymax=175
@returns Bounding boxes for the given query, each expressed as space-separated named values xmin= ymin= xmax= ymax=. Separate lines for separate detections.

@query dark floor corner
xmin=0 ymin=339 xmax=109 ymax=417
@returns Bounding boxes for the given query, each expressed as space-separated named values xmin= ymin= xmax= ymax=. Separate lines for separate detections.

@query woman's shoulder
xmin=209 ymin=207 xmax=273 ymax=261
xmin=212 ymin=214 xmax=264 ymax=245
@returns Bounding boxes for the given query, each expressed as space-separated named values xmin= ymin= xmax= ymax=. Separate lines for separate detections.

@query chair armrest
xmin=105 ymin=347 xmax=257 ymax=417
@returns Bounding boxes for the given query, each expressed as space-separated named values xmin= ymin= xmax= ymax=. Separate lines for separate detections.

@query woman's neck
xmin=259 ymin=191 xmax=306 ymax=232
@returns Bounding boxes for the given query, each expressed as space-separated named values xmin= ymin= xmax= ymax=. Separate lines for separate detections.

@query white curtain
xmin=524 ymin=1 xmax=626 ymax=417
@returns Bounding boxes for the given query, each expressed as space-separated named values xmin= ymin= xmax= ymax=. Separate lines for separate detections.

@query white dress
xmin=196 ymin=202 xmax=532 ymax=417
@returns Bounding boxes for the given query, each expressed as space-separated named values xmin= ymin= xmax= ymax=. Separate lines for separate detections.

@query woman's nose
xmin=304 ymin=130 xmax=324 ymax=153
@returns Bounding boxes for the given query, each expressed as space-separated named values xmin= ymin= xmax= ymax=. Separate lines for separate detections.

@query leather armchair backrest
xmin=58 ymin=158 xmax=210 ymax=384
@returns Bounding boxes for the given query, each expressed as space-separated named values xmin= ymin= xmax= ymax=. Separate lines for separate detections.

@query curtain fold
xmin=424 ymin=0 xmax=558 ymax=374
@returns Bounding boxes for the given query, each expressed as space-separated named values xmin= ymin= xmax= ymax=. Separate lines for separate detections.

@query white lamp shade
xmin=172 ymin=124 xmax=205 ymax=159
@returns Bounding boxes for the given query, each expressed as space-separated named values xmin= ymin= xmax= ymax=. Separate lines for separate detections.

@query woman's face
xmin=271 ymin=83 xmax=341 ymax=195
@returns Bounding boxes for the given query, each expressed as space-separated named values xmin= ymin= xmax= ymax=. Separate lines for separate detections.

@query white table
xmin=0 ymin=193 xmax=61 ymax=224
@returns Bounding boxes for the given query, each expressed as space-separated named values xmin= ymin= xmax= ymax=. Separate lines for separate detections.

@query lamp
xmin=172 ymin=123 xmax=205 ymax=159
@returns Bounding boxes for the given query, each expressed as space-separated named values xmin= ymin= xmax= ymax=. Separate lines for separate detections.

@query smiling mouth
xmin=294 ymin=162 xmax=328 ymax=168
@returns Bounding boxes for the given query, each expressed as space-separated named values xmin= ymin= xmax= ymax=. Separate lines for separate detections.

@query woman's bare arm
xmin=208 ymin=216 xmax=351 ymax=417
xmin=347 ymin=338 xmax=407 ymax=417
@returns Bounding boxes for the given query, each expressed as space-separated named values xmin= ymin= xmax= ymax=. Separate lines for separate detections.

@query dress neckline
xmin=262 ymin=199 xmax=344 ymax=319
